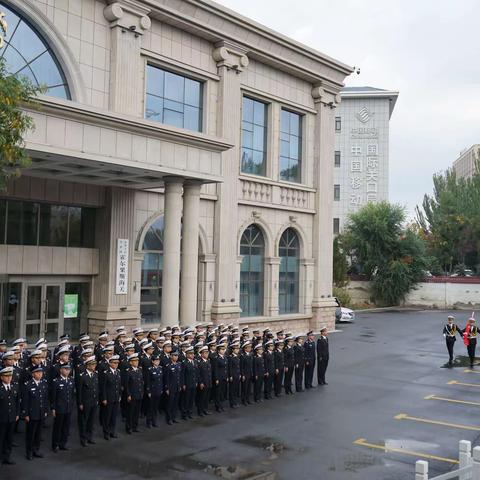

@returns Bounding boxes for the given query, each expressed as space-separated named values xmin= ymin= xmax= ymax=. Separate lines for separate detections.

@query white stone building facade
xmin=333 ymin=87 xmax=398 ymax=233
xmin=453 ymin=145 xmax=480 ymax=180
xmin=0 ymin=0 xmax=351 ymax=344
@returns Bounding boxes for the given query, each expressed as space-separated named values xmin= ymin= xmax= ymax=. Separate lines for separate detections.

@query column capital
xmin=213 ymin=40 xmax=249 ymax=73
xmin=104 ymin=0 xmax=151 ymax=34
xmin=163 ymin=176 xmax=184 ymax=190
xmin=265 ymin=256 xmax=281 ymax=265
xmin=183 ymin=180 xmax=203 ymax=192
xmin=311 ymin=83 xmax=341 ymax=107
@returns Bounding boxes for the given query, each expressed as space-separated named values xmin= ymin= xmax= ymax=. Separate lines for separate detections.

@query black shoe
xmin=198 ymin=412 xmax=204 ymax=417
xmin=110 ymin=433 xmax=118 ymax=439
xmin=172 ymin=419 xmax=179 ymax=424
xmin=204 ymin=410 xmax=212 ymax=415
xmin=152 ymin=423 xmax=159 ymax=427
xmin=188 ymin=414 xmax=194 ymax=419
xmin=52 ymin=446 xmax=59 ymax=453
xmin=81 ymin=440 xmax=88 ymax=447
xmin=26 ymin=454 xmax=33 ymax=461
xmin=323 ymin=382 xmax=328 ymax=385
xmin=2 ymin=459 xmax=15 ymax=465
xmin=87 ymin=439 xmax=96 ymax=445
xmin=104 ymin=434 xmax=110 ymax=441
xmin=132 ymin=429 xmax=141 ymax=433
xmin=33 ymin=452 xmax=44 ymax=458
xmin=167 ymin=420 xmax=173 ymax=425
xmin=126 ymin=430 xmax=132 ymax=435
xmin=59 ymin=446 xmax=69 ymax=451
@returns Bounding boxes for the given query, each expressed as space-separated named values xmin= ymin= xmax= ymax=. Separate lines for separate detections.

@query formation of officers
xmin=443 ymin=314 xmax=478 ymax=367
xmin=0 ymin=323 xmax=330 ymax=465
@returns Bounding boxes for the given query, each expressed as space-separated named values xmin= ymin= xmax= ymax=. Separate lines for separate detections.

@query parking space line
xmin=353 ymin=438 xmax=459 ymax=464
xmin=424 ymin=394 xmax=480 ymax=406
xmin=448 ymin=380 xmax=480 ymax=388
xmin=463 ymin=369 xmax=480 ymax=374
xmin=394 ymin=413 xmax=480 ymax=431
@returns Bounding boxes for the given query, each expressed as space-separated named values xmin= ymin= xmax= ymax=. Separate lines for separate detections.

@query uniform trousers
xmin=467 ymin=339 xmax=477 ymax=366
xmin=126 ymin=399 xmax=141 ymax=432
xmin=180 ymin=388 xmax=196 ymax=418
xmin=165 ymin=391 xmax=180 ymax=421
xmin=214 ymin=380 xmax=227 ymax=410
xmin=317 ymin=358 xmax=329 ymax=384
xmin=295 ymin=364 xmax=304 ymax=392
xmin=100 ymin=402 xmax=119 ymax=436
xmin=0 ymin=421 xmax=15 ymax=462
xmin=229 ymin=378 xmax=240 ymax=407
xmin=446 ymin=338 xmax=455 ymax=363
xmin=241 ymin=377 xmax=252 ymax=404
xmin=197 ymin=386 xmax=211 ymax=414
xmin=304 ymin=360 xmax=315 ymax=388
xmin=253 ymin=377 xmax=264 ymax=402
xmin=264 ymin=373 xmax=274 ymax=399
xmin=146 ymin=396 xmax=161 ymax=426
xmin=79 ymin=405 xmax=97 ymax=441
xmin=25 ymin=419 xmax=42 ymax=455
xmin=284 ymin=368 xmax=294 ymax=394
xmin=274 ymin=368 xmax=284 ymax=396
xmin=52 ymin=412 xmax=71 ymax=448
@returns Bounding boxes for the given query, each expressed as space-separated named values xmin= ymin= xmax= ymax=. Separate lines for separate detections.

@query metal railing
xmin=415 ymin=441 xmax=477 ymax=480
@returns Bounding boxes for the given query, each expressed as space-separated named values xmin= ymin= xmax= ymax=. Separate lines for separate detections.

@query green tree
xmin=343 ymin=201 xmax=429 ymax=306
xmin=0 ymin=57 xmax=41 ymax=191
xmin=333 ymin=235 xmax=348 ymax=287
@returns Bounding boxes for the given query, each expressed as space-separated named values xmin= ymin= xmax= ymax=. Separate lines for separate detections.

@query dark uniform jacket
xmin=181 ymin=360 xmax=198 ymax=389
xmin=227 ymin=354 xmax=241 ymax=380
xmin=240 ymin=353 xmax=253 ymax=378
xmin=274 ymin=350 xmax=284 ymax=370
xmin=123 ymin=367 xmax=144 ymax=400
xmin=253 ymin=355 xmax=265 ymax=378
xmin=212 ymin=355 xmax=228 ymax=382
xmin=304 ymin=340 xmax=316 ymax=363
xmin=165 ymin=362 xmax=182 ymax=393
xmin=21 ymin=378 xmax=49 ymax=420
xmin=316 ymin=337 xmax=329 ymax=359
xmin=145 ymin=366 xmax=164 ymax=397
xmin=294 ymin=344 xmax=305 ymax=366
xmin=99 ymin=368 xmax=122 ymax=403
xmin=263 ymin=351 xmax=275 ymax=375
xmin=443 ymin=324 xmax=459 ymax=340
xmin=51 ymin=376 xmax=75 ymax=414
xmin=0 ymin=383 xmax=20 ymax=422
xmin=197 ymin=358 xmax=212 ymax=388
xmin=77 ymin=371 xmax=99 ymax=408
xmin=283 ymin=346 xmax=295 ymax=369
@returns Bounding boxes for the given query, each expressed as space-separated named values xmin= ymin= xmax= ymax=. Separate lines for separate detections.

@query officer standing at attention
xmin=0 ymin=366 xmax=20 ymax=465
xmin=123 ymin=353 xmax=144 ymax=434
xmin=240 ymin=341 xmax=253 ymax=405
xmin=443 ymin=315 xmax=460 ymax=366
xmin=164 ymin=350 xmax=182 ymax=424
xmin=180 ymin=347 xmax=197 ymax=420
xmin=304 ymin=331 xmax=316 ymax=389
xmin=283 ymin=336 xmax=295 ymax=395
xmin=461 ymin=317 xmax=478 ymax=368
xmin=196 ymin=346 xmax=212 ymax=417
xmin=316 ymin=327 xmax=330 ymax=385
xmin=253 ymin=344 xmax=265 ymax=403
xmin=294 ymin=335 xmax=305 ymax=392
xmin=22 ymin=366 xmax=49 ymax=460
xmin=77 ymin=356 xmax=99 ymax=447
xmin=227 ymin=341 xmax=241 ymax=408
xmin=51 ymin=364 xmax=75 ymax=452
xmin=273 ymin=340 xmax=285 ymax=397
xmin=212 ymin=344 xmax=228 ymax=412
xmin=145 ymin=354 xmax=163 ymax=427
xmin=263 ymin=340 xmax=275 ymax=400
xmin=99 ymin=355 xmax=122 ymax=440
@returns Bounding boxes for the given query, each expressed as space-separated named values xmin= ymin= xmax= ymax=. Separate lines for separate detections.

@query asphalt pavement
xmin=3 ymin=309 xmax=479 ymax=480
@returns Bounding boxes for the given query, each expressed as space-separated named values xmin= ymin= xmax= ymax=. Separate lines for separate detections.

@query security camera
xmin=129 ymin=25 xmax=136 ymax=31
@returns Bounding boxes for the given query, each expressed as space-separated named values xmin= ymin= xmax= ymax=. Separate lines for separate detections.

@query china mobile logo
xmin=356 ymin=107 xmax=373 ymax=124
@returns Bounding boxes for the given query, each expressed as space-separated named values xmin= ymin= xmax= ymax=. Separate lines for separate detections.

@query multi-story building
xmin=453 ymin=145 xmax=480 ymax=179
xmin=0 ymin=0 xmax=351 ymax=344
xmin=333 ymin=86 xmax=398 ymax=233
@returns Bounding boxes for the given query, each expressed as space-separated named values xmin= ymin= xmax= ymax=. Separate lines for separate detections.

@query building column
xmin=311 ymin=86 xmax=341 ymax=332
xmin=180 ymin=182 xmax=201 ymax=327
xmin=265 ymin=257 xmax=281 ymax=316
xmin=161 ymin=178 xmax=184 ymax=326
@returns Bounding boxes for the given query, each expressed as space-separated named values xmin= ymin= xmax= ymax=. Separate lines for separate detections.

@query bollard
xmin=459 ymin=440 xmax=472 ymax=480
xmin=415 ymin=460 xmax=428 ymax=480
xmin=472 ymin=446 xmax=480 ymax=480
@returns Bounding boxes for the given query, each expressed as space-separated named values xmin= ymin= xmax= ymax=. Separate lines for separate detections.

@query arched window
xmin=240 ymin=224 xmax=265 ymax=317
xmin=0 ymin=2 xmax=70 ymax=99
xmin=140 ymin=216 xmax=164 ymax=324
xmin=279 ymin=228 xmax=299 ymax=314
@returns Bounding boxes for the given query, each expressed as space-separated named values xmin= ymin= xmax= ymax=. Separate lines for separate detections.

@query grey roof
xmin=341 ymin=86 xmax=389 ymax=92
xmin=340 ymin=86 xmax=399 ymax=118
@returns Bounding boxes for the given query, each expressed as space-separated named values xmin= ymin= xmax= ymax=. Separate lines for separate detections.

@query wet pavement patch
xmin=440 ymin=355 xmax=480 ymax=368
xmin=234 ymin=435 xmax=287 ymax=455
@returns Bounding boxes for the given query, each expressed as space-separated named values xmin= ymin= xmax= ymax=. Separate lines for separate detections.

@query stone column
xmin=180 ymin=182 xmax=201 ymax=327
xmin=210 ymin=41 xmax=249 ymax=324
xmin=310 ymin=86 xmax=341 ymax=332
xmin=161 ymin=178 xmax=184 ymax=326
xmin=265 ymin=257 xmax=281 ymax=316
xmin=104 ymin=0 xmax=151 ymax=116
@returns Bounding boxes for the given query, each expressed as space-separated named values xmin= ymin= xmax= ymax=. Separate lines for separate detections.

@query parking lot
xmin=4 ymin=309 xmax=480 ymax=480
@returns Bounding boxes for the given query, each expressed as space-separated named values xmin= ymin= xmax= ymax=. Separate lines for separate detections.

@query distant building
xmin=333 ymin=86 xmax=399 ymax=234
xmin=453 ymin=145 xmax=480 ymax=179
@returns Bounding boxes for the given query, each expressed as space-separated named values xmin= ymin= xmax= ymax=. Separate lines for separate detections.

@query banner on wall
xmin=64 ymin=294 xmax=78 ymax=318
xmin=116 ymin=238 xmax=129 ymax=295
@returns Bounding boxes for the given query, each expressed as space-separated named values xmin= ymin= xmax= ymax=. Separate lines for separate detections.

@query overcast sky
xmin=218 ymin=0 xmax=480 ymax=217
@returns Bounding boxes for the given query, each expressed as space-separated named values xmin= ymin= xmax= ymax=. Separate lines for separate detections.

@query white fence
xmin=415 ymin=441 xmax=477 ymax=480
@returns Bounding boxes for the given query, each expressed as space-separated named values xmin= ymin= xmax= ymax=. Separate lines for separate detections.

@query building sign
xmin=116 ymin=239 xmax=129 ymax=295
xmin=64 ymin=294 xmax=78 ymax=318
xmin=0 ymin=11 xmax=7 ymax=49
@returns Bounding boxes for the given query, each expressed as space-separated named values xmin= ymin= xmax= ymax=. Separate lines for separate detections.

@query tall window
xmin=279 ymin=228 xmax=299 ymax=314
xmin=140 ymin=216 xmax=164 ymax=324
xmin=241 ymin=97 xmax=267 ymax=176
xmin=334 ymin=151 xmax=341 ymax=167
xmin=0 ymin=2 xmax=70 ymax=98
xmin=280 ymin=109 xmax=302 ymax=183
xmin=240 ymin=224 xmax=265 ymax=317
xmin=334 ymin=184 xmax=341 ymax=201
xmin=145 ymin=65 xmax=203 ymax=132
xmin=333 ymin=218 xmax=340 ymax=235
xmin=335 ymin=116 xmax=341 ymax=131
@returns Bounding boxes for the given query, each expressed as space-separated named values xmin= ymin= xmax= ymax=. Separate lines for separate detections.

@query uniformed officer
xmin=196 ymin=346 xmax=212 ymax=417
xmin=180 ymin=347 xmax=197 ymax=420
xmin=212 ymin=344 xmax=228 ymax=412
xmin=95 ymin=331 xmax=109 ymax=361
xmin=316 ymin=327 xmax=330 ymax=385
xmin=99 ymin=355 xmax=122 ymax=440
xmin=294 ymin=335 xmax=305 ymax=392
xmin=263 ymin=340 xmax=275 ymax=400
xmin=145 ymin=354 xmax=163 ymax=428
xmin=0 ymin=366 xmax=20 ymax=465
xmin=123 ymin=353 xmax=144 ymax=434
xmin=283 ymin=336 xmax=295 ymax=394
xmin=273 ymin=340 xmax=285 ymax=397
xmin=0 ymin=339 xmax=7 ymax=361
xmin=304 ymin=331 xmax=316 ymax=389
xmin=228 ymin=342 xmax=241 ymax=408
xmin=77 ymin=356 xmax=99 ymax=447
xmin=51 ymin=364 xmax=75 ymax=452
xmin=22 ymin=366 xmax=49 ymax=460
xmin=164 ymin=350 xmax=182 ymax=424
xmin=252 ymin=344 xmax=265 ymax=403
xmin=240 ymin=341 xmax=253 ymax=405
xmin=461 ymin=317 xmax=478 ymax=368
xmin=443 ymin=315 xmax=460 ymax=366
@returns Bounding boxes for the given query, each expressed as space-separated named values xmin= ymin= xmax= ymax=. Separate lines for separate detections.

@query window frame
xmin=278 ymin=228 xmax=300 ymax=315
xmin=279 ymin=107 xmax=303 ymax=184
xmin=334 ymin=150 xmax=341 ymax=168
xmin=335 ymin=116 xmax=342 ymax=132
xmin=333 ymin=218 xmax=340 ymax=235
xmin=334 ymin=184 xmax=341 ymax=201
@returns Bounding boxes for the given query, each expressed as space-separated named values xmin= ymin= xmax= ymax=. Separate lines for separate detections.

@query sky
xmin=217 ymin=0 xmax=480 ymax=217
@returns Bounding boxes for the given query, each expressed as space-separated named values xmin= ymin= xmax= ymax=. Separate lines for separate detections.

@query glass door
xmin=24 ymin=283 xmax=63 ymax=344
